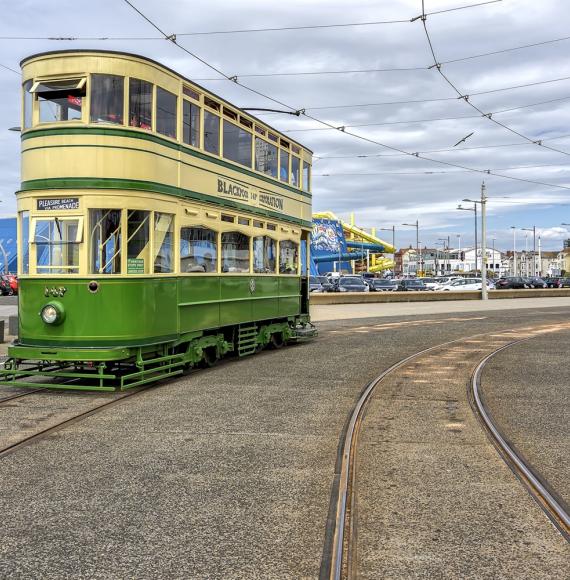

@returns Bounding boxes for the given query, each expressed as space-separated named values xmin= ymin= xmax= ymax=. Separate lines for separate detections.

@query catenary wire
xmin=117 ymin=1 xmax=570 ymax=192
xmin=283 ymin=95 xmax=570 ymax=132
xmin=419 ymin=0 xmax=570 ymax=158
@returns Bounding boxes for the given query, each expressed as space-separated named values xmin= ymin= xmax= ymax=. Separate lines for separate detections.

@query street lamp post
xmin=457 ymin=203 xmax=477 ymax=272
xmin=521 ymin=226 xmax=536 ymax=276
xmin=402 ymin=221 xmax=419 ymax=276
xmin=510 ymin=226 xmax=517 ymax=275
xmin=463 ymin=182 xmax=488 ymax=300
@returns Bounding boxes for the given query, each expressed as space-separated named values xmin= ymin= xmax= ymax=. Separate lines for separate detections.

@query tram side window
xmin=204 ymin=110 xmax=220 ymax=155
xmin=127 ymin=210 xmax=150 ymax=274
xmin=90 ymin=74 xmax=124 ymax=125
xmin=23 ymin=80 xmax=33 ymax=129
xmin=90 ymin=209 xmax=122 ymax=274
xmin=154 ymin=212 xmax=174 ymax=273
xmin=34 ymin=217 xmax=82 ymax=274
xmin=255 ymin=137 xmax=278 ymax=178
xmin=183 ymin=100 xmax=200 ymax=147
xmin=280 ymin=150 xmax=290 ymax=183
xmin=303 ymin=161 xmax=311 ymax=191
xmin=35 ymin=79 xmax=86 ymax=123
xmin=279 ymin=240 xmax=298 ymax=274
xmin=19 ymin=211 xmax=30 ymax=274
xmin=221 ymin=232 xmax=250 ymax=273
xmin=291 ymin=156 xmax=300 ymax=187
xmin=156 ymin=87 xmax=177 ymax=139
xmin=253 ymin=236 xmax=276 ymax=273
xmin=223 ymin=120 xmax=252 ymax=167
xmin=180 ymin=227 xmax=217 ymax=273
xmin=129 ymin=78 xmax=153 ymax=130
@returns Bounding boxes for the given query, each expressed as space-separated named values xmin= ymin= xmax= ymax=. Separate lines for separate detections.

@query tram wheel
xmin=269 ymin=332 xmax=284 ymax=349
xmin=201 ymin=346 xmax=219 ymax=368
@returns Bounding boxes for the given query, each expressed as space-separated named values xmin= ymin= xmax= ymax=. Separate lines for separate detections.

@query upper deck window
xmin=33 ymin=78 xmax=86 ymax=123
xmin=223 ymin=120 xmax=252 ymax=168
xmin=23 ymin=80 xmax=33 ymax=129
xmin=183 ymin=86 xmax=200 ymax=101
xmin=291 ymin=155 xmax=300 ymax=187
xmin=183 ymin=100 xmax=200 ymax=148
xmin=280 ymin=150 xmax=290 ymax=183
xmin=303 ymin=161 xmax=311 ymax=191
xmin=90 ymin=74 xmax=124 ymax=125
xmin=156 ymin=87 xmax=177 ymax=139
xmin=255 ymin=137 xmax=278 ymax=178
xmin=129 ymin=78 xmax=153 ymax=130
xmin=204 ymin=110 xmax=220 ymax=155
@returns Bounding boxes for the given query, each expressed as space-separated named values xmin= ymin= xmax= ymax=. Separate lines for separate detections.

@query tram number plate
xmin=37 ymin=197 xmax=79 ymax=211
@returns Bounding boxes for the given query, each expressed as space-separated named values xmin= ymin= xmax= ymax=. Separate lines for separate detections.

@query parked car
xmin=527 ymin=277 xmax=547 ymax=288
xmin=433 ymin=276 xmax=464 ymax=290
xmin=495 ymin=276 xmax=530 ymax=289
xmin=309 ymin=276 xmax=334 ymax=292
xmin=441 ymin=278 xmax=493 ymax=291
xmin=396 ymin=279 xmax=427 ymax=291
xmin=334 ymin=276 xmax=369 ymax=292
xmin=0 ymin=274 xmax=18 ymax=296
xmin=368 ymin=279 xmax=398 ymax=292
xmin=544 ymin=277 xmax=570 ymax=288
xmin=420 ymin=277 xmax=439 ymax=291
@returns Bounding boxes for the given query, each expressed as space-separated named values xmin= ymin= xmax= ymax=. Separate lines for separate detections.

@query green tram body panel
xmin=17 ymin=276 xmax=301 ymax=347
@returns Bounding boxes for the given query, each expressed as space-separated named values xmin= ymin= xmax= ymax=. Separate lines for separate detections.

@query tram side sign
xmin=37 ymin=198 xmax=79 ymax=211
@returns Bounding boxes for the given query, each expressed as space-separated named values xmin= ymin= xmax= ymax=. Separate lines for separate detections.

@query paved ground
xmin=480 ymin=331 xmax=570 ymax=506
xmin=0 ymin=307 xmax=568 ymax=578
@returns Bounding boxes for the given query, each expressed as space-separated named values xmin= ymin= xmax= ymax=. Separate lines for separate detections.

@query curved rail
xmin=0 ymin=386 xmax=154 ymax=459
xmin=471 ymin=343 xmax=570 ymax=540
xmin=0 ymin=388 xmax=45 ymax=405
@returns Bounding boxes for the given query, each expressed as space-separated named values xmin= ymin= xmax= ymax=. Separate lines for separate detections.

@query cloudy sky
xmin=1 ymin=0 xmax=569 ymax=251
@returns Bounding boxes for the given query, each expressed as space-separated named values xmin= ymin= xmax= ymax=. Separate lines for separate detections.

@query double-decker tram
xmin=2 ymin=50 xmax=315 ymax=391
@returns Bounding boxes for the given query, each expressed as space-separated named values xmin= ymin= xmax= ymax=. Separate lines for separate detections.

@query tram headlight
xmin=40 ymin=302 xmax=65 ymax=325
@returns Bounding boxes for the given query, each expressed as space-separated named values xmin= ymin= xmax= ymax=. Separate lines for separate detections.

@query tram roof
xmin=20 ymin=49 xmax=313 ymax=154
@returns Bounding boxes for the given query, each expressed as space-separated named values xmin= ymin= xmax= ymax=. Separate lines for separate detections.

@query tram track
xmin=471 ymin=343 xmax=570 ymax=541
xmin=320 ymin=321 xmax=570 ymax=580
xmin=0 ymin=388 xmax=45 ymax=405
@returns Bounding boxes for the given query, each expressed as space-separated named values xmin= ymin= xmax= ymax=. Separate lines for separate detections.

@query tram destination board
xmin=37 ymin=197 xmax=79 ymax=211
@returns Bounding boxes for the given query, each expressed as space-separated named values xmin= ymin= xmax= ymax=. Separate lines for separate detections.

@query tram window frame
xmin=156 ymin=86 xmax=177 ymax=139
xmin=19 ymin=210 xmax=30 ymax=274
xmin=33 ymin=78 xmax=86 ymax=124
xmin=183 ymin=86 xmax=200 ymax=101
xmin=23 ymin=80 xmax=33 ymax=129
xmin=279 ymin=240 xmax=299 ymax=275
xmin=89 ymin=209 xmax=122 ymax=275
xmin=127 ymin=210 xmax=151 ymax=274
xmin=267 ymin=223 xmax=277 ymax=231
xmin=221 ymin=214 xmax=235 ymax=223
xmin=223 ymin=119 xmax=252 ymax=168
xmin=33 ymin=217 xmax=83 ymax=275
xmin=90 ymin=74 xmax=124 ymax=126
xmin=253 ymin=220 xmax=264 ymax=229
xmin=303 ymin=160 xmax=311 ymax=192
xmin=153 ymin=212 xmax=174 ymax=273
xmin=128 ymin=78 xmax=153 ymax=131
xmin=253 ymin=235 xmax=276 ymax=274
xmin=221 ymin=231 xmax=250 ymax=273
xmin=204 ymin=109 xmax=220 ymax=155
xmin=291 ymin=155 xmax=301 ymax=187
xmin=255 ymin=136 xmax=278 ymax=179
xmin=180 ymin=226 xmax=218 ymax=273
xmin=280 ymin=149 xmax=290 ymax=183
xmin=182 ymin=99 xmax=200 ymax=148
xmin=237 ymin=217 xmax=250 ymax=226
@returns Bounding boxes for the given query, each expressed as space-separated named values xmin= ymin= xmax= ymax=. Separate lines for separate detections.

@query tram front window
xmin=221 ymin=232 xmax=250 ymax=273
xmin=180 ymin=227 xmax=217 ymax=273
xmin=34 ymin=217 xmax=82 ymax=274
xmin=34 ymin=78 xmax=86 ymax=123
xmin=90 ymin=74 xmax=124 ymax=125
xmin=90 ymin=209 xmax=122 ymax=274
xmin=127 ymin=210 xmax=150 ymax=274
xmin=154 ymin=212 xmax=174 ymax=273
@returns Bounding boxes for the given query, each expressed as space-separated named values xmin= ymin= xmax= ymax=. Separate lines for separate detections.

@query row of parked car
xmin=309 ymin=273 xmax=570 ymax=293
xmin=0 ymin=274 xmax=18 ymax=296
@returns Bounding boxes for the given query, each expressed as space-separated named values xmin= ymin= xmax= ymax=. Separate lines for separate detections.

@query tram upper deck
xmin=19 ymin=50 xmax=312 ymax=232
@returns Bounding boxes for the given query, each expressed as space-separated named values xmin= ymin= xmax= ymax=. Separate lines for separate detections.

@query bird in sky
xmin=452 ymin=132 xmax=474 ymax=147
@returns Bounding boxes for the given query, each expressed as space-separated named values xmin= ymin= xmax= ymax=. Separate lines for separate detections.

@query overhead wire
xmin=120 ymin=0 xmax=570 ymax=192
xmin=419 ymin=0 xmax=570 ymax=158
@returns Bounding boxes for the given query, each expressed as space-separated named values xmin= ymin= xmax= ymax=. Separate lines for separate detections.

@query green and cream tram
xmin=2 ymin=50 xmax=315 ymax=391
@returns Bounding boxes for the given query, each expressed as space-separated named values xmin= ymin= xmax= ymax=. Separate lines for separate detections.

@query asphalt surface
xmin=0 ymin=307 xmax=569 ymax=578
xmin=480 ymin=330 xmax=570 ymax=508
